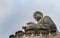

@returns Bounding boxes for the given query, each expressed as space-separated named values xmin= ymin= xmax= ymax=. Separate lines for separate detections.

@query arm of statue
xmin=43 ymin=16 xmax=58 ymax=32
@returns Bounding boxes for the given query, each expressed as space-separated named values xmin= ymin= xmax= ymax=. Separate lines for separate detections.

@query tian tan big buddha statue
xmin=9 ymin=11 xmax=60 ymax=38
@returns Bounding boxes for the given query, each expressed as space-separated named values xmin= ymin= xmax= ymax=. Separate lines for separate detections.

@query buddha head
xmin=33 ymin=11 xmax=43 ymax=21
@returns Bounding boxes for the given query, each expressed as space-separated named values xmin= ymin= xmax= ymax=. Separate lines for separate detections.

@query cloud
xmin=0 ymin=0 xmax=16 ymax=38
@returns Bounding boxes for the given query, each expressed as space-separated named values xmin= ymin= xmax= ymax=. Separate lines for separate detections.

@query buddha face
xmin=33 ymin=11 xmax=43 ymax=21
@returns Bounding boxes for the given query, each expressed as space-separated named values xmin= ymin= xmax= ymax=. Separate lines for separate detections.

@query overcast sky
xmin=0 ymin=0 xmax=60 ymax=38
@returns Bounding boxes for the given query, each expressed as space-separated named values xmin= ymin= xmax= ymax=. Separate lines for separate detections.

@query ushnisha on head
xmin=33 ymin=11 xmax=43 ymax=21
